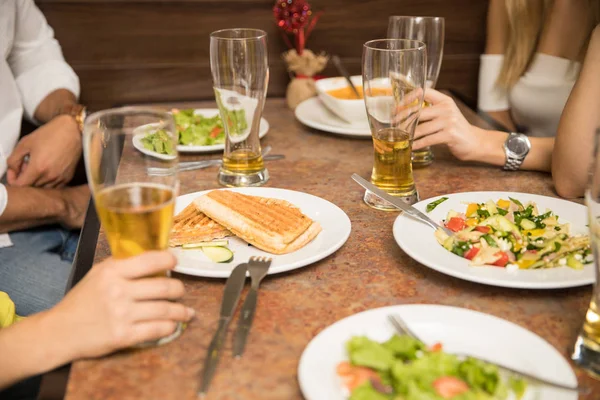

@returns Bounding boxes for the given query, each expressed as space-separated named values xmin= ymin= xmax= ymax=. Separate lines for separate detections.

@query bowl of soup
xmin=315 ymin=76 xmax=368 ymax=124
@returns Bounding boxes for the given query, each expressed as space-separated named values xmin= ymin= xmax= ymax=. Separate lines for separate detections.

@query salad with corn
xmin=433 ymin=198 xmax=592 ymax=270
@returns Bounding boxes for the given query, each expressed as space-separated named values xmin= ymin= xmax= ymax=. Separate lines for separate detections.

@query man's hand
xmin=6 ymin=115 xmax=82 ymax=188
xmin=58 ymin=185 xmax=90 ymax=229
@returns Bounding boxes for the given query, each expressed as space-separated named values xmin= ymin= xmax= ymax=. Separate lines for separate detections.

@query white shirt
xmin=478 ymin=53 xmax=580 ymax=137
xmin=0 ymin=0 xmax=80 ymax=218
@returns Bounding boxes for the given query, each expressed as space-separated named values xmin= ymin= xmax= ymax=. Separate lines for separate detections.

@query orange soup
xmin=326 ymin=86 xmax=392 ymax=100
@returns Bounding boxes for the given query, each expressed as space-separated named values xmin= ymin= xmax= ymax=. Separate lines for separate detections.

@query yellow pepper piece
xmin=517 ymin=259 xmax=536 ymax=269
xmin=513 ymin=242 xmax=522 ymax=252
xmin=465 ymin=218 xmax=478 ymax=227
xmin=0 ymin=291 xmax=18 ymax=328
xmin=523 ymin=229 xmax=546 ymax=237
xmin=497 ymin=199 xmax=510 ymax=209
xmin=465 ymin=203 xmax=478 ymax=217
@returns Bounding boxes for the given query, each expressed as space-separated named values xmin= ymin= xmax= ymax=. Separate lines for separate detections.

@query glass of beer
xmin=210 ymin=28 xmax=269 ymax=187
xmin=388 ymin=16 xmax=445 ymax=167
xmin=572 ymin=128 xmax=600 ymax=375
xmin=82 ymin=107 xmax=182 ymax=347
xmin=362 ymin=39 xmax=426 ymax=210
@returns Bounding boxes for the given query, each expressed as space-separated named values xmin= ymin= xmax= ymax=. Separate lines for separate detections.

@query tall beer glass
xmin=82 ymin=107 xmax=182 ymax=347
xmin=210 ymin=29 xmax=269 ymax=187
xmin=388 ymin=16 xmax=444 ymax=167
xmin=362 ymin=39 xmax=426 ymax=210
xmin=572 ymin=129 xmax=600 ymax=375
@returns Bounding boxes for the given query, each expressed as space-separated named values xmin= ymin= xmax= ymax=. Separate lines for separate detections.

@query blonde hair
xmin=498 ymin=0 xmax=600 ymax=88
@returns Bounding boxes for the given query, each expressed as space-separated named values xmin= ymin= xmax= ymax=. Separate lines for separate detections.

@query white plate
xmin=172 ymin=187 xmax=351 ymax=278
xmin=393 ymin=191 xmax=593 ymax=289
xmin=295 ymin=97 xmax=371 ymax=137
xmin=132 ymin=109 xmax=270 ymax=157
xmin=298 ymin=304 xmax=577 ymax=400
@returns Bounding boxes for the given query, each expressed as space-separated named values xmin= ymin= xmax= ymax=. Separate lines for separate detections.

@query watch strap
xmin=60 ymin=103 xmax=87 ymax=133
xmin=503 ymin=132 xmax=528 ymax=171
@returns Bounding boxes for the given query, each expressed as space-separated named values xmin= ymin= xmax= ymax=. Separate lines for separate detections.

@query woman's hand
xmin=50 ymin=251 xmax=194 ymax=360
xmin=413 ymin=89 xmax=485 ymax=161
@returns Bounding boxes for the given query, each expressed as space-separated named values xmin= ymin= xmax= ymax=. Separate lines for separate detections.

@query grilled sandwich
xmin=169 ymin=203 xmax=231 ymax=246
xmin=194 ymin=190 xmax=322 ymax=254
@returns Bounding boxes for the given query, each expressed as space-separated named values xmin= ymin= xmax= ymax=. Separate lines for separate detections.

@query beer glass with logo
xmin=210 ymin=29 xmax=269 ymax=187
xmin=362 ymin=39 xmax=427 ymax=210
xmin=82 ymin=107 xmax=182 ymax=347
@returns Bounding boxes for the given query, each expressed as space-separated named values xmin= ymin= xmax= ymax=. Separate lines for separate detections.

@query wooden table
xmin=65 ymin=95 xmax=599 ymax=399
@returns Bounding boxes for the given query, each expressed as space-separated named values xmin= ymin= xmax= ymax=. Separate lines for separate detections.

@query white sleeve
xmin=8 ymin=0 xmax=80 ymax=121
xmin=478 ymin=54 xmax=509 ymax=112
xmin=0 ymin=184 xmax=7 ymax=217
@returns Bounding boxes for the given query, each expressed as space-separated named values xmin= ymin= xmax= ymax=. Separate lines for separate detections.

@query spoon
xmin=331 ymin=55 xmax=361 ymax=99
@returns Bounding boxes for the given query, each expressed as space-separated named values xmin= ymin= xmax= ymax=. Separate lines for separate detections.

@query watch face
xmin=507 ymin=135 xmax=530 ymax=157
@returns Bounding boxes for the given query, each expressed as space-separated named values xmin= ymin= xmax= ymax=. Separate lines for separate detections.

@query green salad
xmin=140 ymin=129 xmax=175 ymax=155
xmin=140 ymin=108 xmax=249 ymax=154
xmin=338 ymin=334 xmax=526 ymax=400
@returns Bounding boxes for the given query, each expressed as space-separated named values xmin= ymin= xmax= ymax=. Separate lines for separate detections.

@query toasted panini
xmin=194 ymin=190 xmax=322 ymax=254
xmin=169 ymin=203 xmax=230 ymax=246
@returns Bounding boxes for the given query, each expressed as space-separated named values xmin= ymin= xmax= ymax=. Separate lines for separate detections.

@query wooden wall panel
xmin=36 ymin=0 xmax=488 ymax=109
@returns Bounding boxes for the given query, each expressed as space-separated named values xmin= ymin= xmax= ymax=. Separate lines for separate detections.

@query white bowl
xmin=315 ymin=76 xmax=368 ymax=124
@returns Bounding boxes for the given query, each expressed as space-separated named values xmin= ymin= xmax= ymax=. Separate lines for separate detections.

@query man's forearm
xmin=0 ymin=311 xmax=73 ymax=390
xmin=33 ymin=89 xmax=77 ymax=124
xmin=0 ymin=186 xmax=65 ymax=233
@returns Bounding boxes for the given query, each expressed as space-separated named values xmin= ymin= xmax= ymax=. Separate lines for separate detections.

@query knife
xmin=351 ymin=173 xmax=454 ymax=236
xmin=199 ymin=262 xmax=248 ymax=395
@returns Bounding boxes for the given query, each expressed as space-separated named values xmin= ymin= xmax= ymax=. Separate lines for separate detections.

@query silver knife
xmin=351 ymin=173 xmax=454 ymax=236
xmin=199 ymin=263 xmax=248 ymax=395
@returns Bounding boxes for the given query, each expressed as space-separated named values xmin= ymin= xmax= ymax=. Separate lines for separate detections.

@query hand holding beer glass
xmin=210 ymin=29 xmax=269 ymax=187
xmin=388 ymin=16 xmax=445 ymax=167
xmin=82 ymin=108 xmax=183 ymax=347
xmin=362 ymin=39 xmax=427 ymax=210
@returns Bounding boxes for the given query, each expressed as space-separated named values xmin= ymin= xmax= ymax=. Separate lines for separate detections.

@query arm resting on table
xmin=0 ymin=185 xmax=66 ymax=234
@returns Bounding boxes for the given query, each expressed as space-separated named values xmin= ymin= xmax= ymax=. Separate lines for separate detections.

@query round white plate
xmin=132 ymin=109 xmax=270 ymax=157
xmin=393 ymin=191 xmax=593 ymax=289
xmin=298 ymin=304 xmax=577 ymax=400
xmin=295 ymin=97 xmax=371 ymax=137
xmin=172 ymin=187 xmax=351 ymax=278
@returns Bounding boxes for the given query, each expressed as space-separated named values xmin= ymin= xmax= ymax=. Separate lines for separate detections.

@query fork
xmin=387 ymin=314 xmax=587 ymax=394
xmin=232 ymin=256 xmax=272 ymax=357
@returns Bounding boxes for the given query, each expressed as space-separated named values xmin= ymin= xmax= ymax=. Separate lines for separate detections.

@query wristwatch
xmin=503 ymin=132 xmax=531 ymax=171
xmin=60 ymin=103 xmax=87 ymax=133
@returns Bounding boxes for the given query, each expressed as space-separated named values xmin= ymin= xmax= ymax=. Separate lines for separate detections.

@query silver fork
xmin=232 ymin=256 xmax=272 ymax=357
xmin=387 ymin=314 xmax=587 ymax=394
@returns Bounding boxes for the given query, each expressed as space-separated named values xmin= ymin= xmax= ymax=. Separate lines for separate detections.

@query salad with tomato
xmin=172 ymin=108 xmax=234 ymax=146
xmin=337 ymin=334 xmax=526 ymax=400
xmin=433 ymin=198 xmax=592 ymax=270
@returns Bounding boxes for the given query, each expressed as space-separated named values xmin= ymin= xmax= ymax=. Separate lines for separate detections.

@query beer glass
xmin=388 ymin=16 xmax=444 ymax=167
xmin=83 ymin=107 xmax=182 ymax=347
xmin=572 ymin=128 xmax=600 ymax=375
xmin=362 ymin=39 xmax=426 ymax=210
xmin=210 ymin=29 xmax=269 ymax=187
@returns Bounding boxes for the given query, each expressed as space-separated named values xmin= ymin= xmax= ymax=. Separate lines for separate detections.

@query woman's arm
xmin=479 ymin=0 xmax=517 ymax=131
xmin=551 ymin=26 xmax=600 ymax=198
xmin=0 ymin=252 xmax=194 ymax=390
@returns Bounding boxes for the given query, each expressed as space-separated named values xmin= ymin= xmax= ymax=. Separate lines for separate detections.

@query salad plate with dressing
xmin=132 ymin=108 xmax=269 ymax=157
xmin=393 ymin=192 xmax=594 ymax=289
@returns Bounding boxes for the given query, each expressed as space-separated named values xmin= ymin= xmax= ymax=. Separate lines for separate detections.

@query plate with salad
xmin=393 ymin=192 xmax=593 ymax=289
xmin=132 ymin=108 xmax=269 ymax=157
xmin=298 ymin=304 xmax=577 ymax=400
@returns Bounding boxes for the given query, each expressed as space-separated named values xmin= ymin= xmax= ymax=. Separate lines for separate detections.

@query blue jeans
xmin=0 ymin=226 xmax=79 ymax=316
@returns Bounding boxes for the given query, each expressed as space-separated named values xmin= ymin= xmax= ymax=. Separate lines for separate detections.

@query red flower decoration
xmin=273 ymin=0 xmax=321 ymax=55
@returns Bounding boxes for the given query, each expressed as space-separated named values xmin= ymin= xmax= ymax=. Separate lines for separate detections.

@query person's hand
xmin=58 ymin=185 xmax=91 ymax=229
xmin=49 ymin=252 xmax=194 ymax=360
xmin=413 ymin=89 xmax=484 ymax=161
xmin=6 ymin=115 xmax=82 ymax=188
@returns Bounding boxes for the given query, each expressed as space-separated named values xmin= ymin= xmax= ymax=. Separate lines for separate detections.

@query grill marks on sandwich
xmin=205 ymin=191 xmax=313 ymax=245
xmin=169 ymin=203 xmax=231 ymax=246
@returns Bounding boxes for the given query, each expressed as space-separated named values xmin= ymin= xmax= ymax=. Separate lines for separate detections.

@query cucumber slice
xmin=202 ymin=246 xmax=234 ymax=263
xmin=182 ymin=240 xmax=229 ymax=249
xmin=520 ymin=219 xmax=536 ymax=230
